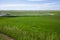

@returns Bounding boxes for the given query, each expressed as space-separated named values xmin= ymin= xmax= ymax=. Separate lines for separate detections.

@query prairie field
xmin=0 ymin=10 xmax=60 ymax=40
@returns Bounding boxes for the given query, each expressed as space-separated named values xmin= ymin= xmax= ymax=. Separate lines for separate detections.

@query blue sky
xmin=0 ymin=0 xmax=60 ymax=10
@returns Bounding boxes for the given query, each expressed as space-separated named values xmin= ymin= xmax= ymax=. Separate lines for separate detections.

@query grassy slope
xmin=0 ymin=11 xmax=60 ymax=40
xmin=0 ymin=16 xmax=60 ymax=40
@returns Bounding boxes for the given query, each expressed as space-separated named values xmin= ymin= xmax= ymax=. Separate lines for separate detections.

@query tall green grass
xmin=0 ymin=16 xmax=60 ymax=40
xmin=0 ymin=10 xmax=60 ymax=40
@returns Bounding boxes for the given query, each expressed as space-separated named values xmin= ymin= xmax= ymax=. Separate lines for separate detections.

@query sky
xmin=0 ymin=0 xmax=60 ymax=10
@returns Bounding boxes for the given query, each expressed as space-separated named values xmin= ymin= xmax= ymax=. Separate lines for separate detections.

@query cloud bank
xmin=0 ymin=3 xmax=60 ymax=10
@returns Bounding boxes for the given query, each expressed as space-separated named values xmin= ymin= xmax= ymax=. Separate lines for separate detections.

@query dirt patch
xmin=0 ymin=33 xmax=14 ymax=40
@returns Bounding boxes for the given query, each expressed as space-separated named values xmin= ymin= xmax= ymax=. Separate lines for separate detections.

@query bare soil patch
xmin=0 ymin=33 xmax=14 ymax=40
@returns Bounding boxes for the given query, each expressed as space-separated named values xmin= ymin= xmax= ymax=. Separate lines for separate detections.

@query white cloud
xmin=0 ymin=4 xmax=40 ymax=7
xmin=0 ymin=3 xmax=60 ymax=10
xmin=28 ymin=0 xmax=46 ymax=1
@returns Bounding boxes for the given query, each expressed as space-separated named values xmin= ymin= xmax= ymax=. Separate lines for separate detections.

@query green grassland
xmin=0 ymin=10 xmax=60 ymax=40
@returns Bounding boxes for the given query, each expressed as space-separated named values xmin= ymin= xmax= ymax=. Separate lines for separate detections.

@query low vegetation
xmin=0 ymin=10 xmax=60 ymax=40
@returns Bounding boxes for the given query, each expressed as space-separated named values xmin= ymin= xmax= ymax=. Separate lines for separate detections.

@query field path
xmin=0 ymin=33 xmax=14 ymax=40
